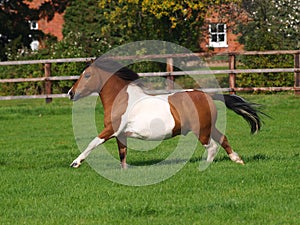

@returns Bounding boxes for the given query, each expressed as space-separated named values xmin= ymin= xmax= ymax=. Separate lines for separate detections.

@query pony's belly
xmin=124 ymin=98 xmax=175 ymax=141
xmin=125 ymin=118 xmax=173 ymax=140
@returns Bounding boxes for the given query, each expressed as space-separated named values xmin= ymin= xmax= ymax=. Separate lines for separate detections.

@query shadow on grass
xmin=189 ymin=153 xmax=273 ymax=165
xmin=214 ymin=153 xmax=271 ymax=163
xmin=122 ymin=153 xmax=274 ymax=167
xmin=127 ymin=158 xmax=187 ymax=167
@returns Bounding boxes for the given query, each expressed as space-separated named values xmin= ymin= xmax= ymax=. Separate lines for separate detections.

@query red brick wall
xmin=25 ymin=0 xmax=64 ymax=40
xmin=200 ymin=7 xmax=246 ymax=53
xmin=38 ymin=13 xmax=64 ymax=40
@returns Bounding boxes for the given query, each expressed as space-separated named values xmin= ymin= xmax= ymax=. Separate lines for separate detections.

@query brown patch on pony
xmin=168 ymin=90 xmax=215 ymax=145
xmin=100 ymin=75 xmax=131 ymax=134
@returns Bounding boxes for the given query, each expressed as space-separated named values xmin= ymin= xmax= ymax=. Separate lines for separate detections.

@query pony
xmin=68 ymin=58 xmax=263 ymax=169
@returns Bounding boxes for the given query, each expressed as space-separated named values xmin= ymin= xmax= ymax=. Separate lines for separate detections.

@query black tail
xmin=212 ymin=94 xmax=264 ymax=134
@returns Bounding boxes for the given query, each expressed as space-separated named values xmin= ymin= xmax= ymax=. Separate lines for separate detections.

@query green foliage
xmin=235 ymin=0 xmax=299 ymax=89
xmin=0 ymin=31 xmax=90 ymax=96
xmin=0 ymin=0 xmax=76 ymax=95
xmin=0 ymin=0 xmax=39 ymax=60
xmin=1 ymin=0 xmax=109 ymax=96
xmin=0 ymin=62 xmax=44 ymax=96
xmin=63 ymin=0 xmax=112 ymax=56
xmin=236 ymin=54 xmax=294 ymax=89
xmin=239 ymin=0 xmax=300 ymax=50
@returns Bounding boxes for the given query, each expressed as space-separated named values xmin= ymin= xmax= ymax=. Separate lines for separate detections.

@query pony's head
xmin=68 ymin=58 xmax=140 ymax=101
xmin=68 ymin=63 xmax=102 ymax=101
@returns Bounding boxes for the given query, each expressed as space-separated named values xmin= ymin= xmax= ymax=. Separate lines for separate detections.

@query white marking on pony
xmin=67 ymin=88 xmax=73 ymax=99
xmin=229 ymin=151 xmax=245 ymax=165
xmin=115 ymin=84 xmax=175 ymax=141
xmin=204 ymin=139 xmax=218 ymax=162
xmin=70 ymin=137 xmax=105 ymax=168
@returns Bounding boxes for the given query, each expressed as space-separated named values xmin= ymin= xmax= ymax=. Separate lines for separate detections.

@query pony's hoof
xmin=70 ymin=161 xmax=80 ymax=168
xmin=121 ymin=163 xmax=128 ymax=169
xmin=229 ymin=152 xmax=245 ymax=165
xmin=235 ymin=159 xmax=245 ymax=165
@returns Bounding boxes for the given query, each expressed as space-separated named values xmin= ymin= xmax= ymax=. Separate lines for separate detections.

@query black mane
xmin=93 ymin=58 xmax=139 ymax=81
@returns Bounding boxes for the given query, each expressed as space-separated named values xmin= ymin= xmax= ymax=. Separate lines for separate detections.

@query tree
xmin=0 ymin=0 xmax=69 ymax=61
xmin=238 ymin=0 xmax=300 ymax=50
xmin=235 ymin=0 xmax=299 ymax=89
xmin=62 ymin=0 xmax=111 ymax=57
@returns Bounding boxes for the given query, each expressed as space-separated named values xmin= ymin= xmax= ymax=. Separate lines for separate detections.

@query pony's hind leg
xmin=198 ymin=135 xmax=218 ymax=171
xmin=204 ymin=139 xmax=218 ymax=162
xmin=212 ymin=127 xmax=244 ymax=165
xmin=198 ymin=134 xmax=218 ymax=163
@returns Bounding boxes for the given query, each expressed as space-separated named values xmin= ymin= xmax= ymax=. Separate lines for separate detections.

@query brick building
xmin=25 ymin=0 xmax=65 ymax=50
xmin=25 ymin=1 xmax=245 ymax=53
xmin=199 ymin=5 xmax=247 ymax=53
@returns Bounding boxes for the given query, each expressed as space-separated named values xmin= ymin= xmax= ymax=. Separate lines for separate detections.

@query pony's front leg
xmin=70 ymin=137 xmax=105 ymax=168
xmin=116 ymin=135 xmax=127 ymax=169
xmin=70 ymin=128 xmax=114 ymax=168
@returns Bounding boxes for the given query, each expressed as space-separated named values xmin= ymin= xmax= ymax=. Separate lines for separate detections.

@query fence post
xmin=166 ymin=58 xmax=174 ymax=90
xmin=294 ymin=53 xmax=300 ymax=95
xmin=229 ymin=54 xmax=236 ymax=95
xmin=44 ymin=63 xmax=52 ymax=103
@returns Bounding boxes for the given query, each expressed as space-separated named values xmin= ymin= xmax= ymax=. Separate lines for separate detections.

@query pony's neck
xmin=99 ymin=75 xmax=130 ymax=110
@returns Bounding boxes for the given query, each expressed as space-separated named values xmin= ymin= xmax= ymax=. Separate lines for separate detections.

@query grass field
xmin=0 ymin=93 xmax=299 ymax=224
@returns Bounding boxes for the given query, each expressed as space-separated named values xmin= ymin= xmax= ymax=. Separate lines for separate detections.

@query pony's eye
xmin=84 ymin=74 xmax=91 ymax=79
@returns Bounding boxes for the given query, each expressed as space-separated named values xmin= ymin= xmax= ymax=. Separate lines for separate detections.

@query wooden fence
xmin=0 ymin=50 xmax=300 ymax=102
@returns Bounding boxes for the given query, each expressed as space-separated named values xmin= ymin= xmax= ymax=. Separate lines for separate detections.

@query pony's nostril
xmin=68 ymin=89 xmax=74 ymax=99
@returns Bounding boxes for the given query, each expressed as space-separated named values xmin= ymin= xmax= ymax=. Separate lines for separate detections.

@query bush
xmin=0 ymin=33 xmax=93 ymax=96
xmin=236 ymin=54 xmax=295 ymax=89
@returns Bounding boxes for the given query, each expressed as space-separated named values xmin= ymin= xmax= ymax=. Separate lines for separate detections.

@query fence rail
xmin=1 ymin=50 xmax=300 ymax=102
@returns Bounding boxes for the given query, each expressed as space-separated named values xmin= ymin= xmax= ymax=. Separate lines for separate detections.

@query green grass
xmin=0 ymin=93 xmax=299 ymax=224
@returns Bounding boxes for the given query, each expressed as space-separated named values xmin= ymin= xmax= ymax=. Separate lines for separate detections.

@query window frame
xmin=29 ymin=21 xmax=39 ymax=30
xmin=208 ymin=23 xmax=228 ymax=48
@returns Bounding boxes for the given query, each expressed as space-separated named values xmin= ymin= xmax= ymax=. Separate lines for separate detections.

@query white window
xmin=29 ymin=21 xmax=38 ymax=30
xmin=209 ymin=23 xmax=228 ymax=48
xmin=30 ymin=40 xmax=39 ymax=51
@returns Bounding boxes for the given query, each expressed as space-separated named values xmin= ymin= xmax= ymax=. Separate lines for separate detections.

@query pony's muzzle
xmin=68 ymin=89 xmax=81 ymax=101
xmin=68 ymin=88 xmax=75 ymax=100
